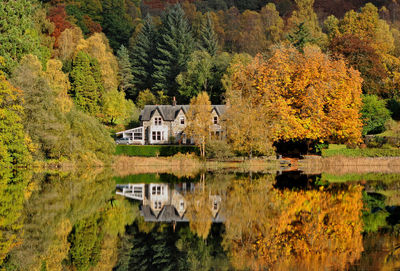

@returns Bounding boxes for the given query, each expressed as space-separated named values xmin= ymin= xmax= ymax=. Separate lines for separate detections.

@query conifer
xmin=152 ymin=4 xmax=194 ymax=96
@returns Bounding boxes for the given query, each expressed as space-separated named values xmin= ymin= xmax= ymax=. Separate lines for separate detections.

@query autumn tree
xmin=287 ymin=0 xmax=326 ymax=48
xmin=76 ymin=33 xmax=119 ymax=92
xmin=48 ymin=4 xmax=73 ymax=48
xmin=226 ymin=45 xmax=363 ymax=148
xmin=186 ymin=92 xmax=213 ymax=158
xmin=225 ymin=56 xmax=275 ymax=158
xmin=101 ymin=89 xmax=135 ymax=125
xmin=0 ymin=60 xmax=31 ymax=167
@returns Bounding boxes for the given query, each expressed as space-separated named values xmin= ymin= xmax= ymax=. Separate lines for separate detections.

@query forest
xmin=2 ymin=0 xmax=400 ymax=165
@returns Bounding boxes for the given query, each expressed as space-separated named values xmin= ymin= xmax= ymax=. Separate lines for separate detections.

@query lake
xmin=1 ymin=167 xmax=400 ymax=270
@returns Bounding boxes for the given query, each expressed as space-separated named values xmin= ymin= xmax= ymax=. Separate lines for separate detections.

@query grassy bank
xmin=113 ymin=154 xmax=278 ymax=177
xmin=115 ymin=145 xmax=199 ymax=157
xmin=321 ymin=144 xmax=400 ymax=157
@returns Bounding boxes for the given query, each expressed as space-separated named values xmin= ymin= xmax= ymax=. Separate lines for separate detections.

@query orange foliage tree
xmin=226 ymin=45 xmax=363 ymax=146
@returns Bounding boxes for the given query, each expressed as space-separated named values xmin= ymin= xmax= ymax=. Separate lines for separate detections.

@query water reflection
xmin=116 ymin=172 xmax=369 ymax=270
xmin=1 ymin=169 xmax=400 ymax=271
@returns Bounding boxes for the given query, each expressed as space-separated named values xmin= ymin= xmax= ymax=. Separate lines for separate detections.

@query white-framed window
xmin=156 ymin=131 xmax=161 ymax=140
xmin=180 ymin=117 xmax=185 ymax=125
xmin=213 ymin=200 xmax=218 ymax=210
xmin=213 ymin=116 xmax=218 ymax=124
xmin=179 ymin=200 xmax=185 ymax=210
xmin=152 ymin=131 xmax=156 ymax=141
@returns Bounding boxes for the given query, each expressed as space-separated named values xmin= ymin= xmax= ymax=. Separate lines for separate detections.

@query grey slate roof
xmin=140 ymin=205 xmax=225 ymax=223
xmin=139 ymin=105 xmax=226 ymax=121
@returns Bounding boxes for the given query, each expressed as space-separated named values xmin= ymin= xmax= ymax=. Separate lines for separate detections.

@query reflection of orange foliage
xmin=223 ymin=177 xmax=364 ymax=271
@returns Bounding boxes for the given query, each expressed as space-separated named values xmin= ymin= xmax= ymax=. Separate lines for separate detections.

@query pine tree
xmin=117 ymin=45 xmax=134 ymax=98
xmin=198 ymin=13 xmax=219 ymax=56
xmin=130 ymin=14 xmax=157 ymax=97
xmin=152 ymin=4 xmax=194 ymax=96
xmin=69 ymin=51 xmax=104 ymax=115
xmin=288 ymin=22 xmax=316 ymax=52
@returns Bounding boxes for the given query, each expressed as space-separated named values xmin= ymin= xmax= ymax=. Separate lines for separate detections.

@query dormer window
xmin=180 ymin=117 xmax=185 ymax=125
xmin=213 ymin=116 xmax=218 ymax=124
xmin=154 ymin=117 xmax=162 ymax=126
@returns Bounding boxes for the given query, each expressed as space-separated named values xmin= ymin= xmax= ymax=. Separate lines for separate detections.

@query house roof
xmin=140 ymin=204 xmax=225 ymax=223
xmin=140 ymin=105 xmax=226 ymax=121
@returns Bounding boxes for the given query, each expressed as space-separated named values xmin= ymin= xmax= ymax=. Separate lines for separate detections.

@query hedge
xmin=322 ymin=147 xmax=400 ymax=157
xmin=115 ymin=145 xmax=199 ymax=157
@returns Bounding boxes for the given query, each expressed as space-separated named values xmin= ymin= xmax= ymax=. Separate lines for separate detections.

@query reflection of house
xmin=116 ymin=103 xmax=226 ymax=145
xmin=116 ymin=183 xmax=225 ymax=223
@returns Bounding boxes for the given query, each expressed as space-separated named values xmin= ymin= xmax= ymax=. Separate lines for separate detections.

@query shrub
xmin=205 ymin=140 xmax=234 ymax=160
xmin=115 ymin=145 xmax=199 ymax=157
xmin=361 ymin=95 xmax=390 ymax=135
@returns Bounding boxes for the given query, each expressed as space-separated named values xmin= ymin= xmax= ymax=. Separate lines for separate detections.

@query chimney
xmin=172 ymin=96 xmax=177 ymax=106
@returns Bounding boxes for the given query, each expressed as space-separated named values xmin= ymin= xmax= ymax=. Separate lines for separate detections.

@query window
xmin=180 ymin=117 xmax=185 ymax=125
xmin=152 ymin=131 xmax=156 ymax=141
xmin=213 ymin=116 xmax=218 ymax=124
xmin=152 ymin=187 xmax=156 ymax=195
xmin=213 ymin=200 xmax=218 ymax=210
xmin=157 ymin=186 xmax=161 ymax=195
xmin=154 ymin=117 xmax=162 ymax=126
xmin=179 ymin=200 xmax=185 ymax=210
xmin=156 ymin=131 xmax=161 ymax=140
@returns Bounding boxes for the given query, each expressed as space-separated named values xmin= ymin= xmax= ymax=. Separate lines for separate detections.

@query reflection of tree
xmin=0 ymin=169 xmax=32 ymax=266
xmin=186 ymin=174 xmax=213 ymax=239
xmin=3 ymin=169 xmax=136 ymax=271
xmin=223 ymin=176 xmax=364 ymax=270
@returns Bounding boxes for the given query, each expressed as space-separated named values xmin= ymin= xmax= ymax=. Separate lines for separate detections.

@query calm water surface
xmin=1 ymin=169 xmax=400 ymax=270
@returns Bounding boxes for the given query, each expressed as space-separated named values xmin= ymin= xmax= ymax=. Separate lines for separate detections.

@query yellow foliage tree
xmin=44 ymin=59 xmax=73 ymax=113
xmin=227 ymin=45 xmax=363 ymax=146
xmin=76 ymin=33 xmax=119 ymax=92
xmin=185 ymin=92 xmax=213 ymax=158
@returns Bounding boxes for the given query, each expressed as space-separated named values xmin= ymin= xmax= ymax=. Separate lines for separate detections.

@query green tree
xmin=69 ymin=51 xmax=104 ymax=115
xmin=361 ymin=95 xmax=391 ymax=135
xmin=11 ymin=55 xmax=67 ymax=161
xmin=0 ymin=0 xmax=44 ymax=75
xmin=287 ymin=0 xmax=326 ymax=48
xmin=152 ymin=4 xmax=195 ymax=96
xmin=0 ymin=61 xmax=31 ymax=167
xmin=101 ymin=0 xmax=135 ymax=50
xmin=130 ymin=15 xmax=157 ymax=98
xmin=198 ymin=13 xmax=219 ymax=56
xmin=177 ymin=51 xmax=214 ymax=102
xmin=117 ymin=45 xmax=134 ymax=97
xmin=101 ymin=89 xmax=135 ymax=125
xmin=288 ymin=22 xmax=316 ymax=52
xmin=68 ymin=213 xmax=104 ymax=271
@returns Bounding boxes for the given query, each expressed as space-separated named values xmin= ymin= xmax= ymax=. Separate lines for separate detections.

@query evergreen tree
xmin=69 ymin=51 xmax=104 ymax=115
xmin=130 ymin=14 xmax=157 ymax=98
xmin=101 ymin=0 xmax=135 ymax=50
xmin=198 ymin=13 xmax=219 ymax=56
xmin=288 ymin=22 xmax=316 ymax=52
xmin=117 ymin=45 xmax=134 ymax=98
xmin=152 ymin=4 xmax=195 ymax=96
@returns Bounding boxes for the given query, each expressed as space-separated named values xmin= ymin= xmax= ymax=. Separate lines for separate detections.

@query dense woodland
xmin=3 ymin=0 xmax=400 ymax=165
